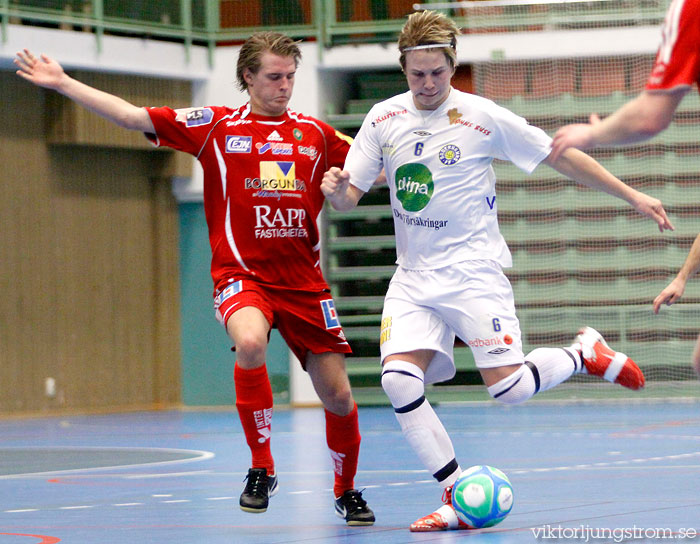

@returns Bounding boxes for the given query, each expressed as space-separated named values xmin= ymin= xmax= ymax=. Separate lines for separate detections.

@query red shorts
xmin=213 ymin=279 xmax=352 ymax=367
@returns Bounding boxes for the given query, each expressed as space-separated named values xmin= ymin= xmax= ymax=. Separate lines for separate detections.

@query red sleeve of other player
xmin=646 ymin=0 xmax=700 ymax=91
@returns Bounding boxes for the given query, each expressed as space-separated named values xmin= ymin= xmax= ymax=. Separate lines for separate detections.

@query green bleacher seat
xmin=501 ymin=212 xmax=672 ymax=241
xmin=327 ymin=234 xmax=395 ymax=251
xmin=510 ymin=242 xmax=691 ymax=273
xmin=494 ymin=153 xmax=700 ymax=184
xmin=345 ymin=99 xmax=379 ymax=115
xmin=500 ymin=90 xmax=700 ymax=124
xmin=498 ymin=180 xmax=700 ymax=212
xmin=509 ymin=275 xmax=686 ymax=307
xmin=356 ymin=72 xmax=407 ymax=100
xmin=344 ymin=357 xmax=380 ymax=379
xmin=327 ymin=264 xmax=396 ymax=282
xmin=334 ymin=295 xmax=385 ymax=313
xmin=327 ymin=204 xmax=392 ymax=221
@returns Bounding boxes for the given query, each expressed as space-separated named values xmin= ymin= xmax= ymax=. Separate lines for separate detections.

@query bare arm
xmin=542 ymin=148 xmax=674 ymax=232
xmin=550 ymin=89 xmax=687 ymax=161
xmin=321 ymin=167 xmax=366 ymax=211
xmin=14 ymin=49 xmax=154 ymax=133
xmin=653 ymin=233 xmax=700 ymax=313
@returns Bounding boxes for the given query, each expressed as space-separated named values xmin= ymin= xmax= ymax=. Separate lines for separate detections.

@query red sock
xmin=325 ymin=403 xmax=361 ymax=497
xmin=234 ymin=363 xmax=274 ymax=474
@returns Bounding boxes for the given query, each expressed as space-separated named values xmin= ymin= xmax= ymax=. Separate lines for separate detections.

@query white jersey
xmin=345 ymin=88 xmax=552 ymax=270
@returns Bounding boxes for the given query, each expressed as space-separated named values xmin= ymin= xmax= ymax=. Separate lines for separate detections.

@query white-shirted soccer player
xmin=321 ymin=10 xmax=674 ymax=532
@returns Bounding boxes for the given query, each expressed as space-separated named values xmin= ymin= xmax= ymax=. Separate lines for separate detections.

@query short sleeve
xmin=343 ymin=107 xmax=384 ymax=192
xmin=145 ymin=106 xmax=217 ymax=156
xmin=489 ymin=104 xmax=552 ymax=174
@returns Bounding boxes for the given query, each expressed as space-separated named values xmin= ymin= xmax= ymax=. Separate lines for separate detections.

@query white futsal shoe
xmin=409 ymin=486 xmax=474 ymax=532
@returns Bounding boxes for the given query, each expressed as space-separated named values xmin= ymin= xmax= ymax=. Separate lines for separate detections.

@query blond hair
xmin=236 ymin=32 xmax=302 ymax=92
xmin=398 ymin=10 xmax=459 ymax=71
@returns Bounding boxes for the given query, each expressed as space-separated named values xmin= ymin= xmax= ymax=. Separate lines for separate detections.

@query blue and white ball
xmin=452 ymin=465 xmax=514 ymax=528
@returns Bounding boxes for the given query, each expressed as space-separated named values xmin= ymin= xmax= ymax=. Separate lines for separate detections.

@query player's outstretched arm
xmin=542 ymin=147 xmax=674 ymax=232
xmin=14 ymin=49 xmax=154 ymax=133
xmin=550 ymin=90 xmax=686 ymax=162
xmin=321 ymin=167 xmax=365 ymax=211
xmin=653 ymin=233 xmax=700 ymax=313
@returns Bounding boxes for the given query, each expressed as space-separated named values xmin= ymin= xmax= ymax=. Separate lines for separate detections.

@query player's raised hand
xmin=14 ymin=49 xmax=66 ymax=90
xmin=652 ymin=277 xmax=686 ymax=314
xmin=550 ymin=113 xmax=601 ymax=162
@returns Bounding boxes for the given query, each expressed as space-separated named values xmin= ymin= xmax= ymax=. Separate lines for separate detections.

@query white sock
xmin=524 ymin=347 xmax=583 ymax=392
xmin=487 ymin=364 xmax=536 ymax=404
xmin=382 ymin=360 xmax=461 ymax=487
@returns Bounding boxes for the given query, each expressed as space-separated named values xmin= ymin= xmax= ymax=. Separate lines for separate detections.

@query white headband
xmin=401 ymin=43 xmax=454 ymax=52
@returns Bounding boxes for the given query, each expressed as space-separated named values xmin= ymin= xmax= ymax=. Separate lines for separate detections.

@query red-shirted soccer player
xmin=551 ymin=0 xmax=700 ymax=378
xmin=14 ymin=32 xmax=376 ymax=525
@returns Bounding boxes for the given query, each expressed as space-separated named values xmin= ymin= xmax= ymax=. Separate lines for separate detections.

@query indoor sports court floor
xmin=0 ymin=400 xmax=698 ymax=544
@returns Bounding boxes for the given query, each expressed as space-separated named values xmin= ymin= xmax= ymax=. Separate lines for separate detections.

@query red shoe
xmin=575 ymin=327 xmax=645 ymax=390
xmin=409 ymin=486 xmax=475 ymax=532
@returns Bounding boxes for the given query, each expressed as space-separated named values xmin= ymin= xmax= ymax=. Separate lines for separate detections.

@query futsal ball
xmin=452 ymin=465 xmax=514 ymax=528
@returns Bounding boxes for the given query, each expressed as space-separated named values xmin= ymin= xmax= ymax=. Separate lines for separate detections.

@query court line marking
xmin=0 ymin=447 xmax=215 ymax=480
xmin=3 ymin=454 xmax=699 ymax=515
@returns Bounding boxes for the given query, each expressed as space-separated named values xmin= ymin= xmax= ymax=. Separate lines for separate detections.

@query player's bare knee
xmin=320 ymin=384 xmax=354 ymax=415
xmin=232 ymin=332 xmax=268 ymax=365
xmin=487 ymin=365 xmax=536 ymax=405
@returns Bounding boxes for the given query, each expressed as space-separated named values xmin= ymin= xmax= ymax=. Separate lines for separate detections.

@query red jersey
xmin=646 ymin=0 xmax=700 ymax=92
xmin=146 ymin=104 xmax=351 ymax=292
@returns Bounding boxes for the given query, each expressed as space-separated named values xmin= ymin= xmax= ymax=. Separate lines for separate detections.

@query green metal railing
xmin=1 ymin=0 xmax=671 ymax=64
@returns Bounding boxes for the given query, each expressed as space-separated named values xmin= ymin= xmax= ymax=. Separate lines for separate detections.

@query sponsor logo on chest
xmin=253 ymin=205 xmax=309 ymax=240
xmin=245 ymin=161 xmax=306 ymax=193
xmin=225 ymin=135 xmax=252 ymax=153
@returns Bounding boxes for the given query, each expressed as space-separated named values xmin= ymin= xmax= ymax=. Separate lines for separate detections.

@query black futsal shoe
xmin=239 ymin=468 xmax=278 ymax=513
xmin=334 ymin=489 xmax=375 ymax=526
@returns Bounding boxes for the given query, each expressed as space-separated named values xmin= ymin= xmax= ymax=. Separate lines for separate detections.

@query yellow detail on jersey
xmin=335 ymin=130 xmax=354 ymax=145
xmin=259 ymin=161 xmax=297 ymax=190
xmin=447 ymin=108 xmax=463 ymax=125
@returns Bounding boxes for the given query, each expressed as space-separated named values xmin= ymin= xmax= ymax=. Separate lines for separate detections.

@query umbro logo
xmin=267 ymin=130 xmax=284 ymax=142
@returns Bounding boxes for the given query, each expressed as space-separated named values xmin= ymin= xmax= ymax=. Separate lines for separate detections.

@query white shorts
xmin=380 ymin=260 xmax=524 ymax=384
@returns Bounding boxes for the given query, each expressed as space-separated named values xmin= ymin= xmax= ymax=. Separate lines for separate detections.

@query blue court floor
xmin=0 ymin=400 xmax=698 ymax=543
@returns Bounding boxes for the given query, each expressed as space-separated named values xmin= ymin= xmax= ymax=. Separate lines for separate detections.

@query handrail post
xmin=205 ymin=0 xmax=219 ymax=67
xmin=1 ymin=0 xmax=7 ymax=44
xmin=92 ymin=0 xmax=104 ymax=54
xmin=314 ymin=0 xmax=327 ymax=59
xmin=181 ymin=0 xmax=193 ymax=63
